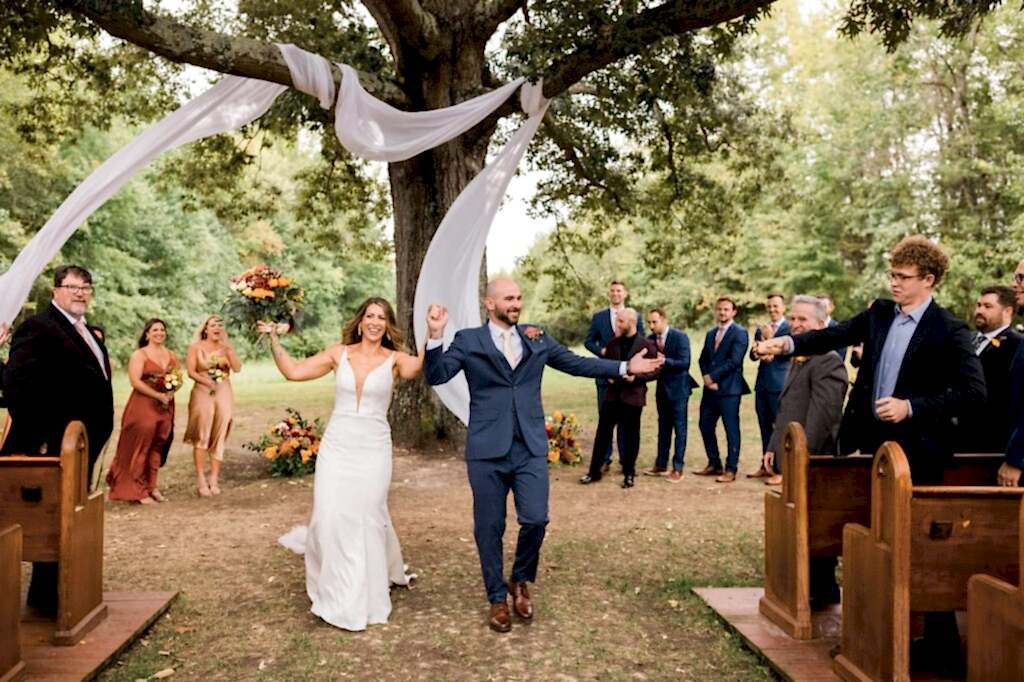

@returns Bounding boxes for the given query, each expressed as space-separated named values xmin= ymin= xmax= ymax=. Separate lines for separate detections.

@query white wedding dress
xmin=278 ymin=348 xmax=410 ymax=631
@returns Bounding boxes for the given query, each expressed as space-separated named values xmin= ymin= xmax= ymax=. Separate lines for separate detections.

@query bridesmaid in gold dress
xmin=184 ymin=315 xmax=242 ymax=497
xmin=106 ymin=319 xmax=180 ymax=504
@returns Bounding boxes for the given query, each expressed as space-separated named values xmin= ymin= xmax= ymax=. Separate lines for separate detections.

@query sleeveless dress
xmin=183 ymin=347 xmax=233 ymax=460
xmin=278 ymin=348 xmax=410 ymax=631
xmin=106 ymin=356 xmax=177 ymax=500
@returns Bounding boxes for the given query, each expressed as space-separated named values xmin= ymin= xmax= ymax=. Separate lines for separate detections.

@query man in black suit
xmin=580 ymin=308 xmax=659 ymax=489
xmin=961 ymin=285 xmax=1021 ymax=453
xmin=2 ymin=264 xmax=114 ymax=616
xmin=584 ymin=280 xmax=644 ymax=472
xmin=998 ymin=258 xmax=1024 ymax=487
xmin=642 ymin=308 xmax=697 ymax=482
xmin=756 ymin=236 xmax=985 ymax=673
xmin=694 ymin=297 xmax=751 ymax=483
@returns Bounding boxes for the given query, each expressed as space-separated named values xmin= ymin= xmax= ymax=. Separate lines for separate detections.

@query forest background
xmin=3 ymin=0 xmax=1024 ymax=361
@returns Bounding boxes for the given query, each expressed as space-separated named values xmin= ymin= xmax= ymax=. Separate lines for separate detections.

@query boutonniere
xmin=991 ymin=337 xmax=1003 ymax=348
xmin=523 ymin=325 xmax=545 ymax=342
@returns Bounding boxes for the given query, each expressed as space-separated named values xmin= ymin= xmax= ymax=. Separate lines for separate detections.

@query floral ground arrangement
xmin=245 ymin=408 xmax=323 ymax=477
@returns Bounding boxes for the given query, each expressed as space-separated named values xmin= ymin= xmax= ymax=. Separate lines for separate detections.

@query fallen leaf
xmin=158 ymin=650 xmax=171 ymax=656
xmin=151 ymin=668 xmax=175 ymax=679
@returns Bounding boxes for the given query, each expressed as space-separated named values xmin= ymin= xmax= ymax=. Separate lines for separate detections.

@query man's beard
xmin=497 ymin=309 xmax=520 ymax=326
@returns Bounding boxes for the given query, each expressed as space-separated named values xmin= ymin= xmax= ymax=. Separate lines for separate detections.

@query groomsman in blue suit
xmin=642 ymin=308 xmax=698 ymax=482
xmin=425 ymin=278 xmax=662 ymax=632
xmin=747 ymin=293 xmax=790 ymax=479
xmin=694 ymin=296 xmax=751 ymax=483
xmin=584 ymin=280 xmax=644 ymax=471
xmin=998 ymin=258 xmax=1024 ymax=487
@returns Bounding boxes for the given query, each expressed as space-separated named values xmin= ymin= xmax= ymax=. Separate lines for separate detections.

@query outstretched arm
xmin=258 ymin=321 xmax=337 ymax=381
xmin=395 ymin=344 xmax=425 ymax=380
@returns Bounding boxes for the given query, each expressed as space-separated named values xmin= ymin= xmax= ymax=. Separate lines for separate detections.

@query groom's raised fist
xmin=627 ymin=347 xmax=664 ymax=377
xmin=426 ymin=304 xmax=449 ymax=339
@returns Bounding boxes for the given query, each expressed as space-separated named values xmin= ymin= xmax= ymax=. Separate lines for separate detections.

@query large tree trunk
xmin=387 ymin=35 xmax=494 ymax=447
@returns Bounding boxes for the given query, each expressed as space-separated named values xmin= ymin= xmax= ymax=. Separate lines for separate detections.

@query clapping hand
xmin=426 ymin=304 xmax=448 ymax=339
xmin=627 ymin=347 xmax=663 ymax=376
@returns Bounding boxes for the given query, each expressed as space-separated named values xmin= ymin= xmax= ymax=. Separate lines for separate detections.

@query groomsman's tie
xmin=74 ymin=318 xmax=108 ymax=378
xmin=714 ymin=326 xmax=726 ymax=351
xmin=973 ymin=332 xmax=987 ymax=354
xmin=501 ymin=329 xmax=518 ymax=369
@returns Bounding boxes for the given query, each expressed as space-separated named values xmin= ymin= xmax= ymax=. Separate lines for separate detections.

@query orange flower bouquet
xmin=223 ymin=264 xmax=305 ymax=342
xmin=546 ymin=410 xmax=583 ymax=465
xmin=245 ymin=408 xmax=323 ymax=477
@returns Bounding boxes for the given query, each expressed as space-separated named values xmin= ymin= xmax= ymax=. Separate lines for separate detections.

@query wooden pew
xmin=833 ymin=442 xmax=1023 ymax=682
xmin=966 ymin=498 xmax=1024 ymax=682
xmin=0 ymin=524 xmax=25 ymax=682
xmin=760 ymin=423 xmax=1005 ymax=640
xmin=0 ymin=421 xmax=106 ymax=645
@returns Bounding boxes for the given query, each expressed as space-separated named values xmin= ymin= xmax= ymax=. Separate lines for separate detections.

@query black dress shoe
xmin=579 ymin=474 xmax=601 ymax=484
xmin=621 ymin=475 xmax=635 ymax=489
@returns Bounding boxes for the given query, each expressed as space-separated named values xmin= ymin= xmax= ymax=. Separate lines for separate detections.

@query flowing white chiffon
xmin=278 ymin=348 xmax=410 ymax=631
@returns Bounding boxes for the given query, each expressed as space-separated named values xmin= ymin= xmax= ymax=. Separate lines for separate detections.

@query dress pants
xmin=595 ymin=382 xmax=626 ymax=465
xmin=698 ymin=390 xmax=742 ymax=473
xmin=466 ymin=427 xmax=549 ymax=604
xmin=655 ymin=396 xmax=689 ymax=472
xmin=588 ymin=401 xmax=642 ymax=478
xmin=755 ymin=390 xmax=781 ymax=472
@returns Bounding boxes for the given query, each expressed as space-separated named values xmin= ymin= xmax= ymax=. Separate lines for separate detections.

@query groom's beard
xmin=496 ymin=309 xmax=520 ymax=326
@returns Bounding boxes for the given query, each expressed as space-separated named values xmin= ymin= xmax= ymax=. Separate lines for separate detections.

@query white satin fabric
xmin=0 ymin=44 xmax=550 ymax=423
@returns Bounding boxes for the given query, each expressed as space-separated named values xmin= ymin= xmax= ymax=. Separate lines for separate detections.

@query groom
xmin=425 ymin=278 xmax=663 ymax=632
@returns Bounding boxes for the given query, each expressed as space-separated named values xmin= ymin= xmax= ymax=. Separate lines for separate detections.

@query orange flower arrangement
xmin=223 ymin=264 xmax=304 ymax=342
xmin=245 ymin=408 xmax=323 ymax=476
xmin=546 ymin=410 xmax=583 ymax=465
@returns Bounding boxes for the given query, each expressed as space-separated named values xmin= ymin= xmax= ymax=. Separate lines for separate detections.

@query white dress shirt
xmin=975 ymin=324 xmax=1010 ymax=355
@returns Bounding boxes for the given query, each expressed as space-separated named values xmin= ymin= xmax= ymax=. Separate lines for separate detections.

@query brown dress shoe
xmin=666 ymin=470 xmax=684 ymax=483
xmin=489 ymin=600 xmax=511 ymax=633
xmin=509 ymin=580 xmax=533 ymax=620
xmin=715 ymin=471 xmax=737 ymax=483
xmin=601 ymin=463 xmax=611 ymax=474
xmin=765 ymin=474 xmax=783 ymax=486
xmin=693 ymin=464 xmax=723 ymax=476
xmin=642 ymin=466 xmax=668 ymax=476
xmin=747 ymin=466 xmax=771 ymax=478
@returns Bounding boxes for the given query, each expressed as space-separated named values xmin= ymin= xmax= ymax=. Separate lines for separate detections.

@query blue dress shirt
xmin=872 ymin=296 xmax=932 ymax=417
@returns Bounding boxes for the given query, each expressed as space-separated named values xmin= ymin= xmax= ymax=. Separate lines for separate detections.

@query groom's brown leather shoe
xmin=509 ymin=581 xmax=533 ymax=620
xmin=488 ymin=600 xmax=511 ymax=633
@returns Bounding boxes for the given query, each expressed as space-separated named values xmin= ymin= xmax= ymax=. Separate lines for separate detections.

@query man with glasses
xmin=1 ymin=264 xmax=114 ymax=616
xmin=998 ymin=260 xmax=1024 ymax=486
xmin=754 ymin=236 xmax=985 ymax=674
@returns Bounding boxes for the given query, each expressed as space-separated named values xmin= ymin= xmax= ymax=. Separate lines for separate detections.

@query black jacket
xmin=791 ymin=298 xmax=985 ymax=482
xmin=960 ymin=328 xmax=1022 ymax=453
xmin=1 ymin=304 xmax=114 ymax=477
xmin=603 ymin=334 xmax=659 ymax=407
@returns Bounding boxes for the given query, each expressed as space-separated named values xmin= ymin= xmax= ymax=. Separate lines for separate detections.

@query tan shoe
xmin=642 ymin=466 xmax=668 ymax=476
xmin=765 ymin=474 xmax=783 ymax=486
xmin=489 ymin=600 xmax=511 ymax=633
xmin=715 ymin=471 xmax=737 ymax=483
xmin=666 ymin=470 xmax=684 ymax=483
xmin=509 ymin=580 xmax=533 ymax=620
xmin=747 ymin=466 xmax=771 ymax=478
xmin=693 ymin=464 xmax=723 ymax=476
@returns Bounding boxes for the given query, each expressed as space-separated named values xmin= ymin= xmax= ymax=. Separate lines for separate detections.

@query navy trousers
xmin=755 ymin=389 xmax=781 ymax=472
xmin=698 ymin=391 xmax=742 ymax=473
xmin=655 ymin=396 xmax=689 ymax=472
xmin=466 ymin=433 xmax=549 ymax=604
xmin=595 ymin=382 xmax=626 ymax=464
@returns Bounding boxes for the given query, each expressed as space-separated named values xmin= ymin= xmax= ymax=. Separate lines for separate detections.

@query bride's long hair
xmin=342 ymin=297 xmax=405 ymax=351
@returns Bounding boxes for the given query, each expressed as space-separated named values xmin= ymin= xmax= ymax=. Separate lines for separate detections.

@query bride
xmin=258 ymin=297 xmax=423 ymax=631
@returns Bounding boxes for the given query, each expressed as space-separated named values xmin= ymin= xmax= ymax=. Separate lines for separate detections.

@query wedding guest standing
xmin=643 ymin=308 xmax=697 ymax=481
xmin=184 ymin=315 xmax=241 ymax=497
xmin=748 ymin=293 xmax=789 ymax=479
xmin=106 ymin=319 xmax=181 ymax=504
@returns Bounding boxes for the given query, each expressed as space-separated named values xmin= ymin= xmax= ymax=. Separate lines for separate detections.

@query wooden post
xmin=0 ymin=524 xmax=25 ymax=682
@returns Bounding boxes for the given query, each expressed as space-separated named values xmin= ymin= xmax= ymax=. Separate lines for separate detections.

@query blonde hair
xmin=194 ymin=315 xmax=224 ymax=343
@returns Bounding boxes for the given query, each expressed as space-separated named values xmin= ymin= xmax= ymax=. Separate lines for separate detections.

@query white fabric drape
xmin=412 ymin=84 xmax=548 ymax=424
xmin=0 ymin=76 xmax=286 ymax=323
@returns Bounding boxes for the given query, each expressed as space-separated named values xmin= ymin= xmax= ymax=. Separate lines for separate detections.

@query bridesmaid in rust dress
xmin=106 ymin=319 xmax=181 ymax=504
xmin=184 ymin=315 xmax=241 ymax=497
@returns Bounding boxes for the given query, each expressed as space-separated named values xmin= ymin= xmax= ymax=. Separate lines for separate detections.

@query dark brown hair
xmin=981 ymin=285 xmax=1016 ymax=309
xmin=716 ymin=296 xmax=737 ymax=310
xmin=138 ymin=318 xmax=168 ymax=348
xmin=648 ymin=307 xmax=666 ymax=318
xmin=54 ymin=264 xmax=92 ymax=287
xmin=341 ymin=298 xmax=405 ymax=351
xmin=767 ymin=293 xmax=785 ymax=303
xmin=890 ymin=236 xmax=949 ymax=286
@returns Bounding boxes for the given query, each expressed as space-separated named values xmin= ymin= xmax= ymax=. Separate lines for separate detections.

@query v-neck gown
xmin=278 ymin=348 xmax=410 ymax=631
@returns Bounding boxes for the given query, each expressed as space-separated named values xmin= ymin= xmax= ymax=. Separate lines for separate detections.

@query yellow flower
xmin=277 ymin=277 xmax=291 ymax=287
xmin=288 ymin=438 xmax=301 ymax=450
xmin=992 ymin=337 xmax=1002 ymax=348
xmin=552 ymin=410 xmax=564 ymax=422
xmin=264 ymin=446 xmax=278 ymax=460
xmin=268 ymin=278 xmax=279 ymax=288
xmin=548 ymin=449 xmax=559 ymax=463
xmin=300 ymin=449 xmax=312 ymax=463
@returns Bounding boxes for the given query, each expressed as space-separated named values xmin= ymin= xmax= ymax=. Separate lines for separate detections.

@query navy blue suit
xmin=751 ymin=320 xmax=791 ymax=454
xmin=697 ymin=323 xmax=751 ymax=473
xmin=585 ymin=309 xmax=644 ymax=465
xmin=649 ymin=327 xmax=698 ymax=472
xmin=425 ymin=324 xmax=621 ymax=603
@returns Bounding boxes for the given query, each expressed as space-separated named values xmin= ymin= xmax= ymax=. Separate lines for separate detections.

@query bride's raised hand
xmin=256 ymin=320 xmax=278 ymax=337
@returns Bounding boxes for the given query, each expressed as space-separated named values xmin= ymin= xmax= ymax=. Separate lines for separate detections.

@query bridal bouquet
xmin=207 ymin=365 xmax=227 ymax=395
xmin=245 ymin=408 xmax=323 ymax=477
xmin=546 ymin=410 xmax=582 ymax=465
xmin=161 ymin=367 xmax=184 ymax=392
xmin=223 ymin=264 xmax=305 ymax=342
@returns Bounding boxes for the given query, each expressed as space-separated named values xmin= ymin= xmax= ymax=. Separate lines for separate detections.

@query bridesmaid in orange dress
xmin=106 ymin=319 xmax=181 ymax=504
xmin=184 ymin=315 xmax=242 ymax=497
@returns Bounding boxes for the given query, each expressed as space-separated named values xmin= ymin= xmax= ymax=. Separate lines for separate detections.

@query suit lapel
xmin=47 ymin=305 xmax=106 ymax=378
xmin=477 ymin=325 xmax=514 ymax=379
xmin=515 ymin=325 xmax=535 ymax=371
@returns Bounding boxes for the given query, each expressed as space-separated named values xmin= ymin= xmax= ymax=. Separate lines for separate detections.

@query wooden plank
xmin=21 ymin=592 xmax=177 ymax=681
xmin=0 ymin=525 xmax=25 ymax=682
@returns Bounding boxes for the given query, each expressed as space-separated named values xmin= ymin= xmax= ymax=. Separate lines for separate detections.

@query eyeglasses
xmin=56 ymin=285 xmax=94 ymax=294
xmin=887 ymin=271 xmax=924 ymax=283
xmin=1014 ymin=273 xmax=1024 ymax=284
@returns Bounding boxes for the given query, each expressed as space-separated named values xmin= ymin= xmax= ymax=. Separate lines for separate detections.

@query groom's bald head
xmin=485 ymin=277 xmax=522 ymax=327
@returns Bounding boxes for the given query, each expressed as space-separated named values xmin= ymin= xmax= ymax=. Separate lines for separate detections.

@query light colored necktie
xmin=74 ymin=319 xmax=107 ymax=377
xmin=714 ymin=326 xmax=725 ymax=351
xmin=501 ymin=329 xmax=518 ymax=369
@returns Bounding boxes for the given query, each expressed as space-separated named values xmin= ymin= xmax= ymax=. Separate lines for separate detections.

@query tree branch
xmin=52 ymin=0 xmax=409 ymax=106
xmin=541 ymin=0 xmax=776 ymax=99
xmin=475 ymin=0 xmax=528 ymax=34
xmin=359 ymin=0 xmax=441 ymax=69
